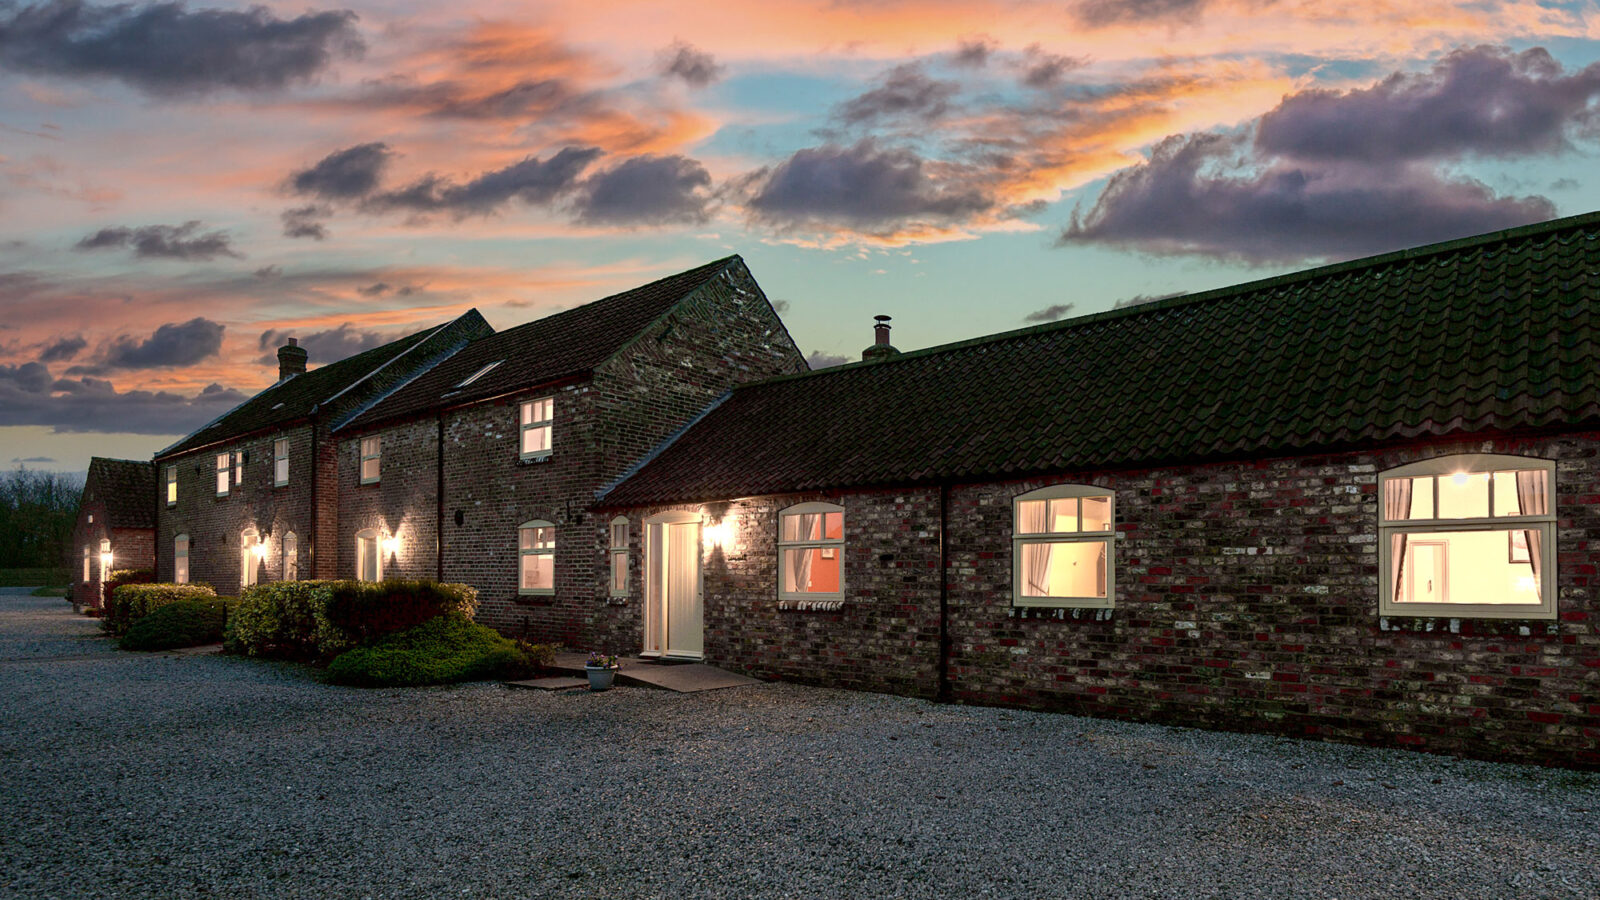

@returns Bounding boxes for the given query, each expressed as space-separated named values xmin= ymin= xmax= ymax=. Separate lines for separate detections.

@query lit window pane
xmin=1436 ymin=471 xmax=1490 ymax=518
xmin=1492 ymin=470 xmax=1548 ymax=516
xmin=1019 ymin=540 xmax=1107 ymax=598
xmin=1048 ymin=498 xmax=1078 ymax=532
xmin=521 ymin=552 xmax=553 ymax=591
xmin=360 ymin=457 xmax=380 ymax=481
xmin=522 ymin=424 xmax=550 ymax=455
xmin=1389 ymin=528 xmax=1542 ymax=606
xmin=822 ymin=512 xmax=843 ymax=540
xmin=611 ymin=553 xmax=627 ymax=591
xmin=783 ymin=547 xmax=841 ymax=593
xmin=611 ymin=522 xmax=627 ymax=547
xmin=1016 ymin=500 xmax=1047 ymax=535
xmin=1080 ymin=496 xmax=1111 ymax=531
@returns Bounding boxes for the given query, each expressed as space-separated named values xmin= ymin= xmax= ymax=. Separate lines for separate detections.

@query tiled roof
xmin=602 ymin=211 xmax=1600 ymax=506
xmin=341 ymin=256 xmax=742 ymax=431
xmin=157 ymin=318 xmax=469 ymax=458
xmin=86 ymin=458 xmax=155 ymax=529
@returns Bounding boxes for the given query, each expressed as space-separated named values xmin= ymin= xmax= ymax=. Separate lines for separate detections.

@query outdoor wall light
xmin=99 ymin=551 xmax=113 ymax=569
xmin=703 ymin=517 xmax=734 ymax=550
xmin=252 ymin=542 xmax=267 ymax=560
xmin=382 ymin=535 xmax=401 ymax=555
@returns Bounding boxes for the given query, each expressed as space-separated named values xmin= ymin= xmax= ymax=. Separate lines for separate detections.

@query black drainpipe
xmin=936 ymin=480 xmax=952 ymax=703
xmin=435 ymin=413 xmax=446 ymax=582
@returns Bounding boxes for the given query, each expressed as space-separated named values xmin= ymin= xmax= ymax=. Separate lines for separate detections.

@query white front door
xmin=644 ymin=513 xmax=703 ymax=659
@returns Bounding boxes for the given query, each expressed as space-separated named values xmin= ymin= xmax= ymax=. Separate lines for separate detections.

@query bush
xmin=326 ymin=614 xmax=530 ymax=687
xmin=103 ymin=583 xmax=217 ymax=636
xmin=227 ymin=580 xmax=480 ymax=660
xmin=322 ymin=580 xmax=478 ymax=647
xmin=120 ymin=600 xmax=233 ymax=651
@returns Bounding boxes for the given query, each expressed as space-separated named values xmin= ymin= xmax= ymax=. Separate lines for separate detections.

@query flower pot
xmin=585 ymin=665 xmax=619 ymax=692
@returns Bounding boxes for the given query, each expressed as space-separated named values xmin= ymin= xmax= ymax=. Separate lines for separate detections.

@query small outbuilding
xmin=71 ymin=457 xmax=156 ymax=610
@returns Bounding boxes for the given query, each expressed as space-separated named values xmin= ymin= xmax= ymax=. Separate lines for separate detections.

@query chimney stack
xmin=277 ymin=337 xmax=307 ymax=382
xmin=862 ymin=315 xmax=900 ymax=362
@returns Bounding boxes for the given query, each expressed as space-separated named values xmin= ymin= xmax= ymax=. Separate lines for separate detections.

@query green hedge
xmin=326 ymin=614 xmax=532 ymax=687
xmin=120 ymin=600 xmax=233 ymax=651
xmin=103 ymin=583 xmax=217 ymax=636
xmin=226 ymin=579 xmax=479 ymax=659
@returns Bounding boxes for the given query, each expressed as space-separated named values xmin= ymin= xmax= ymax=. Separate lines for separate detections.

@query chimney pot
xmin=277 ymin=339 xmax=308 ymax=382
xmin=862 ymin=314 xmax=900 ymax=362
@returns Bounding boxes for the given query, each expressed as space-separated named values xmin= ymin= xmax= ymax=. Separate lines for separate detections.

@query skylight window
xmin=456 ymin=360 xmax=503 ymax=388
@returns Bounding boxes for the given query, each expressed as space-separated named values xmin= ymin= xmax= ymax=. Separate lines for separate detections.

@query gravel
xmin=2 ymin=586 xmax=1597 ymax=899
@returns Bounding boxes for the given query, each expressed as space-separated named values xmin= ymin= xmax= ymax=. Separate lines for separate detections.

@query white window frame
xmin=355 ymin=528 xmax=381 ymax=582
xmin=274 ymin=438 xmax=290 ymax=487
xmin=359 ymin=435 xmax=381 ymax=485
xmin=1378 ymin=454 xmax=1556 ymax=620
xmin=174 ymin=534 xmax=190 ymax=585
xmin=165 ymin=465 xmax=177 ymax=506
xmin=609 ymin=516 xmax=629 ymax=596
xmin=519 ymin=397 xmax=554 ymax=461
xmin=777 ymin=501 xmax=845 ymax=601
xmin=1012 ymin=484 xmax=1116 ymax=610
xmin=216 ymin=452 xmax=230 ymax=496
xmin=519 ymin=520 xmax=556 ymax=596
xmin=282 ymin=531 xmax=298 ymax=582
xmin=233 ymin=451 xmax=243 ymax=486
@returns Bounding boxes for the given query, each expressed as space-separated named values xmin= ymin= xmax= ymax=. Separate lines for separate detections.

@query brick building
xmin=593 ymin=213 xmax=1600 ymax=768
xmin=71 ymin=457 xmax=155 ymax=609
xmin=152 ymin=311 xmax=493 ymax=593
xmin=330 ymin=255 xmax=805 ymax=640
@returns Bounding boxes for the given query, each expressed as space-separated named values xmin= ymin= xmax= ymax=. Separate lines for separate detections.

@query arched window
xmin=609 ymin=516 xmax=629 ymax=596
xmin=355 ymin=528 xmax=381 ymax=582
xmin=778 ymin=502 xmax=844 ymax=600
xmin=1378 ymin=454 xmax=1555 ymax=619
xmin=282 ymin=532 xmax=298 ymax=582
xmin=240 ymin=528 xmax=261 ymax=589
xmin=1013 ymin=484 xmax=1115 ymax=609
xmin=519 ymin=521 xmax=555 ymax=595
xmin=98 ymin=538 xmax=111 ymax=583
xmin=174 ymin=534 xmax=190 ymax=584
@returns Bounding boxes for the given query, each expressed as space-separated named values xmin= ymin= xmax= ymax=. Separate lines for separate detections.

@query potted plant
xmin=584 ymin=651 xmax=620 ymax=691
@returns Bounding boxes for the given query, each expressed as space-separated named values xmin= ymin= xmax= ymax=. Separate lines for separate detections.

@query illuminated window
xmin=174 ymin=534 xmax=189 ymax=584
xmin=240 ymin=528 xmax=260 ymax=589
xmin=519 ymin=520 xmax=555 ymax=595
xmin=359 ymin=436 xmax=381 ymax=484
xmin=98 ymin=538 xmax=110 ymax=582
xmin=216 ymin=453 xmax=230 ymax=495
xmin=282 ymin=531 xmax=298 ymax=582
xmin=274 ymin=438 xmax=289 ymax=487
xmin=778 ymin=502 xmax=844 ymax=600
xmin=82 ymin=546 xmax=90 ymax=584
xmin=356 ymin=528 xmax=381 ymax=582
xmin=1379 ymin=454 xmax=1555 ymax=619
xmin=165 ymin=466 xmax=177 ymax=506
xmin=519 ymin=398 xmax=553 ymax=460
xmin=609 ymin=516 xmax=629 ymax=596
xmin=234 ymin=451 xmax=243 ymax=486
xmin=1013 ymin=485 xmax=1115 ymax=609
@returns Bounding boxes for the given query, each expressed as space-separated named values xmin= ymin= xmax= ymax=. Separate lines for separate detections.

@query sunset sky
xmin=4 ymin=0 xmax=1600 ymax=474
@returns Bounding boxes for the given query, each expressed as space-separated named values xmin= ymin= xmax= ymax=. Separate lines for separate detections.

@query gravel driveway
xmin=2 ymin=587 xmax=1597 ymax=899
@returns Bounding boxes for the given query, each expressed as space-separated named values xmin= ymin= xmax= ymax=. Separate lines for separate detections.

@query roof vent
xmin=861 ymin=315 xmax=899 ymax=362
xmin=277 ymin=337 xmax=308 ymax=383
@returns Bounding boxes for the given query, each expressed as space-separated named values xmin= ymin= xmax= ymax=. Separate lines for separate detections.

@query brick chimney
xmin=277 ymin=337 xmax=308 ymax=382
xmin=861 ymin=315 xmax=900 ymax=362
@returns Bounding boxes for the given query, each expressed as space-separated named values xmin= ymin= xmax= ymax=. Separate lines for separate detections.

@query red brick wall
xmin=610 ymin=433 xmax=1600 ymax=768
xmin=70 ymin=498 xmax=109 ymax=606
xmin=337 ymin=418 xmax=439 ymax=582
xmin=155 ymin=423 xmax=322 ymax=594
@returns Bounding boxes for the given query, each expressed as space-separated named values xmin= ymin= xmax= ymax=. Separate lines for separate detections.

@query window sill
xmin=778 ymin=598 xmax=848 ymax=612
xmin=1377 ymin=615 xmax=1561 ymax=636
xmin=1013 ymin=598 xmax=1113 ymax=610
xmin=518 ymin=454 xmax=552 ymax=465
xmin=359 ymin=479 xmax=380 ymax=486
xmin=1008 ymin=606 xmax=1115 ymax=622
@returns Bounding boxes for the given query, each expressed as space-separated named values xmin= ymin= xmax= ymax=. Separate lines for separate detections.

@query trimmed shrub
xmin=103 ymin=583 xmax=217 ymax=636
xmin=227 ymin=579 xmax=480 ymax=659
xmin=226 ymin=581 xmax=334 ymax=659
xmin=120 ymin=600 xmax=232 ymax=651
xmin=326 ymin=614 xmax=529 ymax=687
xmin=100 ymin=568 xmax=155 ymax=611
xmin=322 ymin=580 xmax=478 ymax=647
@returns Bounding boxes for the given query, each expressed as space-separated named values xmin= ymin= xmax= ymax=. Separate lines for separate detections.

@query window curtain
xmin=1021 ymin=501 xmax=1051 ymax=595
xmin=1515 ymin=471 xmax=1547 ymax=586
xmin=789 ymin=513 xmax=818 ymax=592
xmin=1383 ymin=478 xmax=1414 ymax=600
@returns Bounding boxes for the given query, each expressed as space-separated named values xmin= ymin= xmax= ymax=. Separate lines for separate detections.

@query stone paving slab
xmin=548 ymin=651 xmax=761 ymax=693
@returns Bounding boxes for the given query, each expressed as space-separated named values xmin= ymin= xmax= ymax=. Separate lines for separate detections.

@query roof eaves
xmin=329 ymin=315 xmax=487 ymax=432
xmin=320 ymin=321 xmax=450 ymax=420
xmin=153 ymin=380 xmax=276 ymax=460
